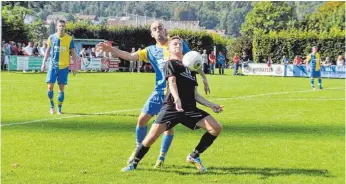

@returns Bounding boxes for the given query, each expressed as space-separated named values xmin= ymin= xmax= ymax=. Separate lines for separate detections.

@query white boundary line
xmin=213 ymin=87 xmax=344 ymax=101
xmin=2 ymin=87 xmax=344 ymax=127
xmin=1 ymin=109 xmax=141 ymax=127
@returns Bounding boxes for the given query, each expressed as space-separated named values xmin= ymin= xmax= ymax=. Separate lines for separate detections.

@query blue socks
xmin=58 ymin=92 xmax=64 ymax=112
xmin=158 ymin=134 xmax=174 ymax=161
xmin=136 ymin=125 xmax=148 ymax=147
xmin=318 ymin=78 xmax=322 ymax=89
xmin=310 ymin=78 xmax=314 ymax=88
xmin=48 ymin=91 xmax=54 ymax=108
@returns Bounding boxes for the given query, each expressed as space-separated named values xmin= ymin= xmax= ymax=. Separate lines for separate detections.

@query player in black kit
xmin=121 ymin=36 xmax=224 ymax=172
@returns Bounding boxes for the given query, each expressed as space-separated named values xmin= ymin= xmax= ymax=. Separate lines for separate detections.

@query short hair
xmin=312 ymin=46 xmax=318 ymax=50
xmin=168 ymin=36 xmax=182 ymax=45
xmin=57 ymin=20 xmax=66 ymax=24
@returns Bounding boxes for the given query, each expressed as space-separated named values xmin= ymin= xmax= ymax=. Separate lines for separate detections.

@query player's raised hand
xmin=211 ymin=104 xmax=224 ymax=113
xmin=174 ymin=98 xmax=184 ymax=112
xmin=95 ymin=42 xmax=113 ymax=53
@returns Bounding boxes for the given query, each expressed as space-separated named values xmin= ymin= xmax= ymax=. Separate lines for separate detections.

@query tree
xmin=241 ymin=2 xmax=294 ymax=36
xmin=1 ymin=5 xmax=31 ymax=42
xmin=28 ymin=20 xmax=48 ymax=43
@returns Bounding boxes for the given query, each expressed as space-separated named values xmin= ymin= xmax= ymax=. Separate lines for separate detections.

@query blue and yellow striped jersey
xmin=47 ymin=33 xmax=75 ymax=69
xmin=137 ymin=41 xmax=190 ymax=94
xmin=306 ymin=53 xmax=321 ymax=71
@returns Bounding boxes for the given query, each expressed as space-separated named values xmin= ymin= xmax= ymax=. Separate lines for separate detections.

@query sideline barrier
xmin=8 ymin=56 xmax=120 ymax=71
xmin=242 ymin=63 xmax=345 ymax=78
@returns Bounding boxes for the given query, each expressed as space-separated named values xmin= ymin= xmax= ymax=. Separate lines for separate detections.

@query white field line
xmin=2 ymin=87 xmax=344 ymax=127
xmin=213 ymin=87 xmax=345 ymax=101
xmin=1 ymin=109 xmax=141 ymax=127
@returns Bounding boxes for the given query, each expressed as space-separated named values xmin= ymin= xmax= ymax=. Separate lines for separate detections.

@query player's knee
xmin=164 ymin=129 xmax=174 ymax=135
xmin=214 ymin=122 xmax=223 ymax=135
xmin=137 ymin=114 xmax=151 ymax=127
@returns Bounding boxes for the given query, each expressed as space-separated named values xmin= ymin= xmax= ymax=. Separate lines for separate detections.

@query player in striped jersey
xmin=305 ymin=46 xmax=323 ymax=90
xmin=41 ymin=20 xmax=78 ymax=114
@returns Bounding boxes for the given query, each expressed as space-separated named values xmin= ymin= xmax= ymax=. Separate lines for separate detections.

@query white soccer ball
xmin=182 ymin=51 xmax=203 ymax=71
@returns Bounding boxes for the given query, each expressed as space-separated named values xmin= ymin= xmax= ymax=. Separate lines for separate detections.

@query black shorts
xmin=154 ymin=105 xmax=210 ymax=130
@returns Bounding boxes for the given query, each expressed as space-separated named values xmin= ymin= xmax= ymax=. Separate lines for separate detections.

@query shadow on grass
xmin=143 ymin=165 xmax=334 ymax=179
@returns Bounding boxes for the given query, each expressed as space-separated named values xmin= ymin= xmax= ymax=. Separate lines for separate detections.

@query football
xmin=182 ymin=51 xmax=203 ymax=71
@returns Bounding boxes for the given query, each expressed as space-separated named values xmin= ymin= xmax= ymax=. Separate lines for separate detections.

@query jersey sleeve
xmin=164 ymin=61 xmax=176 ymax=80
xmin=70 ymin=38 xmax=75 ymax=49
xmin=137 ymin=48 xmax=149 ymax=63
xmin=182 ymin=40 xmax=190 ymax=54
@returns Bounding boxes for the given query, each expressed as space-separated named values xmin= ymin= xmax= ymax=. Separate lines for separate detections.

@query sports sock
xmin=58 ymin=92 xmax=64 ymax=112
xmin=136 ymin=125 xmax=148 ymax=147
xmin=48 ymin=91 xmax=54 ymax=108
xmin=132 ymin=143 xmax=150 ymax=168
xmin=310 ymin=78 xmax=314 ymax=88
xmin=190 ymin=132 xmax=218 ymax=158
xmin=318 ymin=78 xmax=322 ymax=88
xmin=158 ymin=134 xmax=174 ymax=161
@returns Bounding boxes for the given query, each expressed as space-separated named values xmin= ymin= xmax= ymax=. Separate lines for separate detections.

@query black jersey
xmin=164 ymin=59 xmax=198 ymax=108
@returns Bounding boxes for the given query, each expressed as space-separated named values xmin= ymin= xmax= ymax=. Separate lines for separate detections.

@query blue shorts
xmin=142 ymin=93 xmax=165 ymax=116
xmin=46 ymin=67 xmax=69 ymax=85
xmin=310 ymin=69 xmax=321 ymax=78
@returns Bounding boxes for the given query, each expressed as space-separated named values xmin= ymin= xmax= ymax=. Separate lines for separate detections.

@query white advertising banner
xmin=81 ymin=58 xmax=101 ymax=70
xmin=242 ymin=63 xmax=285 ymax=76
xmin=16 ymin=56 xmax=29 ymax=70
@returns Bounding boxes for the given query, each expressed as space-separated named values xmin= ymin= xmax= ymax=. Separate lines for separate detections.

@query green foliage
xmin=241 ymin=2 xmax=295 ymax=37
xmin=28 ymin=20 xmax=48 ymax=43
xmin=252 ymin=29 xmax=345 ymax=63
xmin=226 ymin=36 xmax=252 ymax=61
xmin=304 ymin=2 xmax=345 ymax=31
xmin=1 ymin=5 xmax=32 ymax=43
xmin=65 ymin=22 xmax=229 ymax=55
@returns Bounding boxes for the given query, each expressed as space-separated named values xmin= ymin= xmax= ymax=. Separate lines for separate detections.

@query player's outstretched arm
xmin=168 ymin=76 xmax=184 ymax=112
xmin=197 ymin=68 xmax=210 ymax=95
xmin=95 ymin=42 xmax=139 ymax=62
xmin=194 ymin=88 xmax=223 ymax=113
xmin=41 ymin=47 xmax=51 ymax=72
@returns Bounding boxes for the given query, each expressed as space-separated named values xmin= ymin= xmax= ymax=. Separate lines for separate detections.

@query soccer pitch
xmin=1 ymin=70 xmax=345 ymax=184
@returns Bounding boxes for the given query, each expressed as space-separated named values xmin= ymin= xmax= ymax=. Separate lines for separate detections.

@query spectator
xmin=40 ymin=43 xmax=47 ymax=56
xmin=293 ymin=55 xmax=302 ymax=65
xmin=267 ymin=56 xmax=273 ymax=67
xmin=89 ymin=47 xmax=96 ymax=58
xmin=11 ymin=41 xmax=19 ymax=55
xmin=217 ymin=51 xmax=225 ymax=75
xmin=281 ymin=55 xmax=289 ymax=65
xmin=201 ymin=50 xmax=208 ymax=73
xmin=17 ymin=43 xmax=24 ymax=55
xmin=79 ymin=48 xmax=87 ymax=58
xmin=33 ymin=42 xmax=40 ymax=56
xmin=1 ymin=41 xmax=6 ymax=70
xmin=3 ymin=42 xmax=11 ymax=70
xmin=241 ymin=51 xmax=249 ymax=63
xmin=208 ymin=51 xmax=216 ymax=74
xmin=336 ymin=55 xmax=345 ymax=66
xmin=233 ymin=53 xmax=240 ymax=75
xmin=24 ymin=42 xmax=34 ymax=56
xmin=129 ymin=47 xmax=136 ymax=72
xmin=322 ymin=57 xmax=332 ymax=66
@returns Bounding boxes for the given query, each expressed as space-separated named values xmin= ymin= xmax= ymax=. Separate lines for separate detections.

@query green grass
xmin=1 ymin=70 xmax=345 ymax=184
